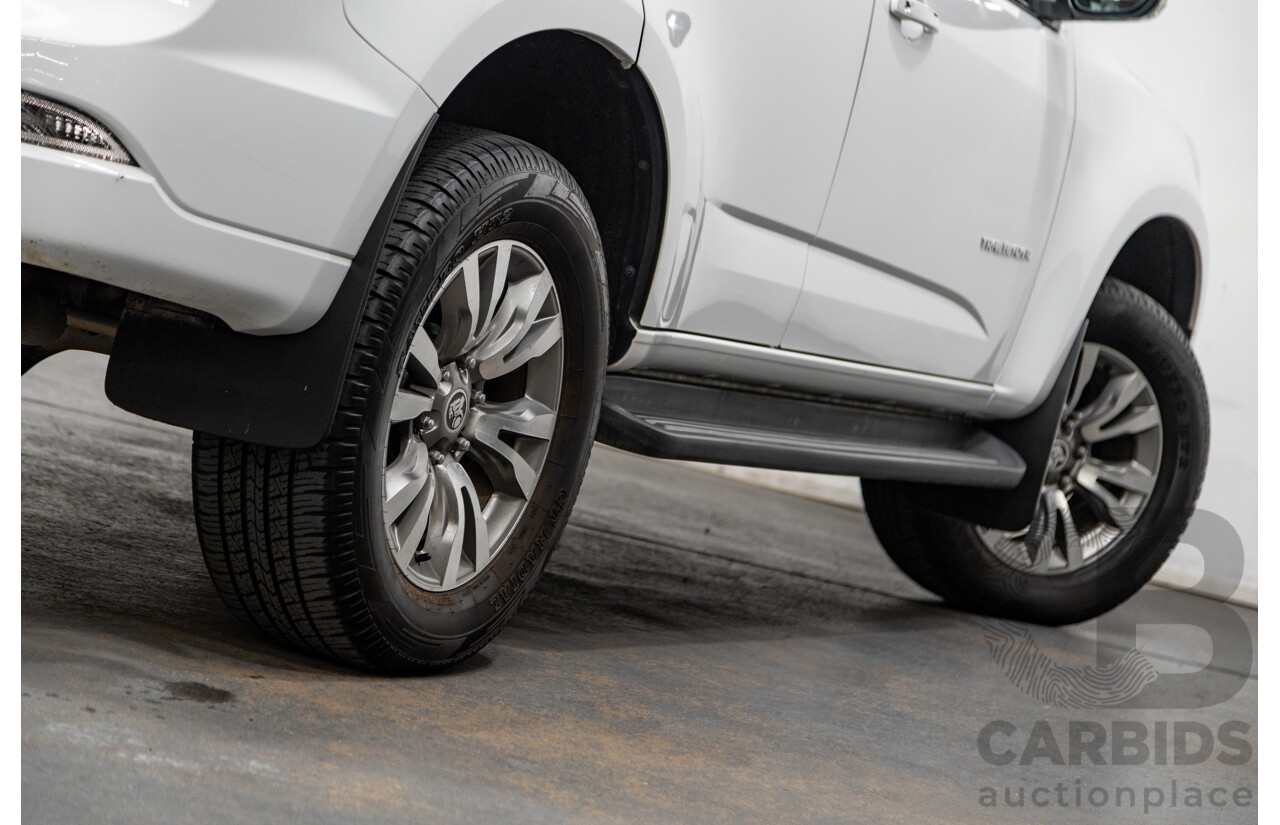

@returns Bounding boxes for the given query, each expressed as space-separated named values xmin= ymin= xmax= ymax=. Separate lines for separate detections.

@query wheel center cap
xmin=444 ymin=388 xmax=469 ymax=433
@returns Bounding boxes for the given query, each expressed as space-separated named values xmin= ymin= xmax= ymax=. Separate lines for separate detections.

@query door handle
xmin=890 ymin=0 xmax=940 ymax=40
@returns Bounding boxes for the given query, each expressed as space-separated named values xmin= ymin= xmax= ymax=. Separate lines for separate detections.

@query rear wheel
xmin=862 ymin=279 xmax=1209 ymax=625
xmin=191 ymin=125 xmax=608 ymax=672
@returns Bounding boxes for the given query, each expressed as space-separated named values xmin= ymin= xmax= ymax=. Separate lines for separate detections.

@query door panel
xmin=796 ymin=243 xmax=989 ymax=376
xmin=671 ymin=203 xmax=812 ymax=342
xmin=660 ymin=0 xmax=876 ymax=346
xmin=781 ymin=0 xmax=1074 ymax=380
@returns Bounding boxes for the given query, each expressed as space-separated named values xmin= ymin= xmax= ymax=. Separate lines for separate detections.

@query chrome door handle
xmin=890 ymin=0 xmax=940 ymax=40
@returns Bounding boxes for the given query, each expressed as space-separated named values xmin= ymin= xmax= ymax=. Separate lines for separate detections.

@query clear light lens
xmin=21 ymin=92 xmax=134 ymax=165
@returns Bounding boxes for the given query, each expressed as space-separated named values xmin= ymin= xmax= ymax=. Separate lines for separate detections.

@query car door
xmin=654 ymin=0 xmax=876 ymax=347
xmin=780 ymin=0 xmax=1074 ymax=382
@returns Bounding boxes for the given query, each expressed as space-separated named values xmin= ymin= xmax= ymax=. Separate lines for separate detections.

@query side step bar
xmin=596 ymin=374 xmax=1026 ymax=489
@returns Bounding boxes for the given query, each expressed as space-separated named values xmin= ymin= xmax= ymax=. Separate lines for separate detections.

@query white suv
xmin=21 ymin=0 xmax=1208 ymax=672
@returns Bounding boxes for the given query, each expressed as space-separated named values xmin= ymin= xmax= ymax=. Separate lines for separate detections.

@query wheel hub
xmin=411 ymin=363 xmax=481 ymax=451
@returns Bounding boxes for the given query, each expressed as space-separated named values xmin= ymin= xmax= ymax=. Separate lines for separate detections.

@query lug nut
xmin=472 ymin=391 xmax=485 ymax=406
xmin=455 ymin=437 xmax=471 ymax=454
xmin=414 ymin=413 xmax=437 ymax=441
xmin=429 ymin=450 xmax=447 ymax=465
xmin=464 ymin=356 xmax=478 ymax=371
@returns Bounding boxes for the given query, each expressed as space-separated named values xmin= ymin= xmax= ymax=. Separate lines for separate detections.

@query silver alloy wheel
xmin=976 ymin=342 xmax=1163 ymax=575
xmin=381 ymin=240 xmax=563 ymax=592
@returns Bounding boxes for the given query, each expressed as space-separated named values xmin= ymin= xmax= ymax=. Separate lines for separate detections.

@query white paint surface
xmin=688 ymin=0 xmax=1258 ymax=606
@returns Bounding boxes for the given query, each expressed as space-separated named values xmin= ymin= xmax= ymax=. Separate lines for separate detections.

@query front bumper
xmin=22 ymin=144 xmax=350 ymax=334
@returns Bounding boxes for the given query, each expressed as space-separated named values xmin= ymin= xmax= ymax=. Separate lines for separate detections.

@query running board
xmin=596 ymin=374 xmax=1026 ymax=489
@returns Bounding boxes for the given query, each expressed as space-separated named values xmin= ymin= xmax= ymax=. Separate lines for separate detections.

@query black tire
xmin=862 ymin=278 xmax=1209 ymax=625
xmin=191 ymin=125 xmax=608 ymax=672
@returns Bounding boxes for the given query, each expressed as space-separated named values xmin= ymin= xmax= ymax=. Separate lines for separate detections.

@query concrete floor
xmin=23 ymin=352 xmax=1257 ymax=824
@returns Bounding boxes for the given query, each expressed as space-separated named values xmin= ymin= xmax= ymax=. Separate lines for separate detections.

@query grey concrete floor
xmin=23 ymin=352 xmax=1257 ymax=824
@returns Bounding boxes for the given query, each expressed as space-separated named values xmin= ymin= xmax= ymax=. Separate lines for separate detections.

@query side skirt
xmin=596 ymin=373 xmax=1026 ymax=489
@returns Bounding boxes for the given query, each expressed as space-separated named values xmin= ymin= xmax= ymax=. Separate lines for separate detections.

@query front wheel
xmin=192 ymin=125 xmax=608 ymax=672
xmin=862 ymin=278 xmax=1210 ymax=625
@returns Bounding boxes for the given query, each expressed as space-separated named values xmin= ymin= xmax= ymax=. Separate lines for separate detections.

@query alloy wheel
xmin=976 ymin=342 xmax=1163 ymax=575
xmin=381 ymin=240 xmax=564 ymax=592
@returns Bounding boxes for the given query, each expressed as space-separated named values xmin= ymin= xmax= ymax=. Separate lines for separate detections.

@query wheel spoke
xmin=436 ymin=256 xmax=483 ymax=359
xmin=1081 ymin=404 xmax=1161 ymax=443
xmin=422 ymin=460 xmax=489 ymax=588
xmin=465 ymin=400 xmax=554 ymax=500
xmin=1076 ymin=371 xmax=1150 ymax=442
xmin=389 ymin=389 xmax=434 ymax=422
xmin=470 ymin=397 xmax=557 ymax=441
xmin=470 ymin=490 xmax=494 ymax=573
xmin=384 ymin=440 xmax=431 ymax=523
xmin=1023 ymin=490 xmax=1056 ymax=572
xmin=392 ymin=467 xmax=436 ymax=568
xmin=477 ymin=240 xmax=512 ymax=337
xmin=475 ymin=269 xmax=550 ymax=359
xmin=470 ymin=271 xmax=549 ymax=359
xmin=406 ymin=328 xmax=443 ymax=390
xmin=1049 ymin=488 xmax=1083 ymax=569
xmin=472 ymin=270 xmax=562 ymax=380
xmin=1072 ymin=458 xmax=1152 ymax=529
xmin=482 ymin=316 xmax=562 ymax=380
xmin=1077 ymin=456 xmax=1157 ymax=496
xmin=1065 ymin=343 xmax=1100 ymax=415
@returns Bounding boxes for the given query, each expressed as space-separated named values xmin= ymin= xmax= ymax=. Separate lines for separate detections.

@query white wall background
xmin=1084 ymin=1 xmax=1258 ymax=604
xmin=686 ymin=0 xmax=1259 ymax=605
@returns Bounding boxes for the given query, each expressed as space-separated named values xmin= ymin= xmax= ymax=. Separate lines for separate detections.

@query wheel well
xmin=1104 ymin=217 xmax=1200 ymax=333
xmin=436 ymin=31 xmax=667 ymax=362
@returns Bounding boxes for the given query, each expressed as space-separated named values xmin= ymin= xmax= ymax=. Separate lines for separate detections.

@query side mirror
xmin=1025 ymin=0 xmax=1166 ymax=20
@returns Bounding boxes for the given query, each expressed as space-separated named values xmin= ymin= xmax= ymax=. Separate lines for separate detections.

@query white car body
xmin=21 ymin=0 xmax=1204 ymax=419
